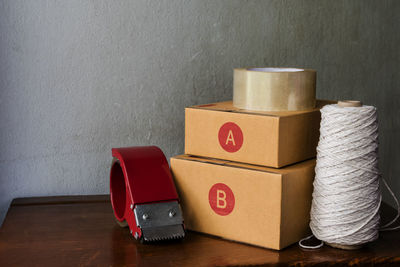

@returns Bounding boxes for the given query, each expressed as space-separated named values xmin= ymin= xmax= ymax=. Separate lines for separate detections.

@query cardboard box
xmin=171 ymin=154 xmax=315 ymax=250
xmin=185 ymin=100 xmax=333 ymax=168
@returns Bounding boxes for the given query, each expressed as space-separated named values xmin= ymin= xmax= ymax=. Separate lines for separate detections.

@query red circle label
xmin=218 ymin=122 xmax=243 ymax=153
xmin=208 ymin=183 xmax=235 ymax=216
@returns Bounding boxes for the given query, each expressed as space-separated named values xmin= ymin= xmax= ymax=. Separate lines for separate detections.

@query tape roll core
xmin=233 ymin=67 xmax=316 ymax=111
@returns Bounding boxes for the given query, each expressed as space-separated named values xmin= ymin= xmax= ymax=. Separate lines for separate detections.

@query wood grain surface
xmin=0 ymin=195 xmax=399 ymax=266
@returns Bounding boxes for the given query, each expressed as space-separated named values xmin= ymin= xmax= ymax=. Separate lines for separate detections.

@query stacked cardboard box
xmin=171 ymin=93 xmax=333 ymax=249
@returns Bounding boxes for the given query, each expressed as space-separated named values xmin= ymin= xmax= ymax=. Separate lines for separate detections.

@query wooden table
xmin=0 ymin=195 xmax=399 ymax=266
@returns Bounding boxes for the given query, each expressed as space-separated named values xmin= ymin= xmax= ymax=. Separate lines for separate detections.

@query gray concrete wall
xmin=0 ymin=0 xmax=399 ymax=224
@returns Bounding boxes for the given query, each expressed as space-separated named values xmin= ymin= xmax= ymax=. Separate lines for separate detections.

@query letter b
xmin=216 ymin=190 xmax=227 ymax=208
xmin=209 ymin=183 xmax=235 ymax=216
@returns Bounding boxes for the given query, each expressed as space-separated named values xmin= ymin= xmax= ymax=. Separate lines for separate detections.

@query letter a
xmin=225 ymin=130 xmax=236 ymax=146
xmin=217 ymin=190 xmax=227 ymax=209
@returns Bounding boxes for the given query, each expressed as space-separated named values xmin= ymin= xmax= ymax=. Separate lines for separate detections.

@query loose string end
xmin=298 ymin=235 xmax=324 ymax=249
xmin=380 ymin=177 xmax=400 ymax=231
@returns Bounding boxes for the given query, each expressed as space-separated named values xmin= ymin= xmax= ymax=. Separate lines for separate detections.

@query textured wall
xmin=0 ymin=0 xmax=399 ymax=224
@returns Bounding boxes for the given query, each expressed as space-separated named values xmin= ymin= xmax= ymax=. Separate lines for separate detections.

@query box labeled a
xmin=185 ymin=100 xmax=332 ymax=168
xmin=171 ymin=155 xmax=315 ymax=250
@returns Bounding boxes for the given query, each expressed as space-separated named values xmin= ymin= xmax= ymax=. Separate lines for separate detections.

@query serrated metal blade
xmin=142 ymin=224 xmax=185 ymax=242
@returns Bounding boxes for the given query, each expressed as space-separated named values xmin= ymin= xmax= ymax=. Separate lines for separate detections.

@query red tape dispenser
xmin=110 ymin=146 xmax=185 ymax=242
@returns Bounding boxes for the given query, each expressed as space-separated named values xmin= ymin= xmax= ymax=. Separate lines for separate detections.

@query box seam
xmin=172 ymin=156 xmax=289 ymax=175
xmin=187 ymin=106 xmax=281 ymax=117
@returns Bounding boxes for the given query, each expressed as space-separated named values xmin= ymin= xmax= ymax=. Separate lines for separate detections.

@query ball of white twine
xmin=299 ymin=103 xmax=400 ymax=249
xmin=310 ymin=104 xmax=381 ymax=246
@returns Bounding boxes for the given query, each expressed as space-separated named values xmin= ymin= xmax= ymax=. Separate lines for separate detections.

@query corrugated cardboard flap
xmin=173 ymin=155 xmax=315 ymax=175
xmin=188 ymin=100 xmax=336 ymax=117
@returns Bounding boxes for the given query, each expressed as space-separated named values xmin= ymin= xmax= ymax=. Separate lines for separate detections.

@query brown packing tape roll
xmin=233 ymin=68 xmax=316 ymax=111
